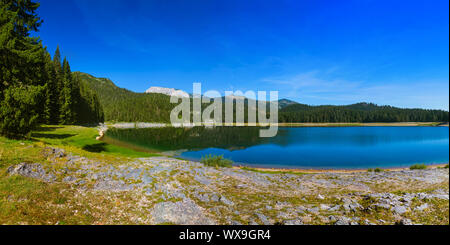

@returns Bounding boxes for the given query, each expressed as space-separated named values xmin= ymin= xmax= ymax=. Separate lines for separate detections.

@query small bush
xmin=374 ymin=168 xmax=383 ymax=173
xmin=444 ymin=164 xmax=449 ymax=169
xmin=201 ymin=154 xmax=233 ymax=168
xmin=410 ymin=164 xmax=427 ymax=170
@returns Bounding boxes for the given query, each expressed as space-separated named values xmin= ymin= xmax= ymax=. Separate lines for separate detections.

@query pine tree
xmin=43 ymin=50 xmax=59 ymax=124
xmin=59 ymin=58 xmax=73 ymax=124
xmin=0 ymin=0 xmax=46 ymax=137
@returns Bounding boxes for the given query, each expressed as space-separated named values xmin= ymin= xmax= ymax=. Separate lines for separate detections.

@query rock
xmin=328 ymin=205 xmax=341 ymax=212
xmin=317 ymin=194 xmax=325 ymax=200
xmin=210 ymin=194 xmax=220 ymax=202
xmin=343 ymin=203 xmax=362 ymax=212
xmin=328 ymin=216 xmax=338 ymax=222
xmin=151 ymin=199 xmax=216 ymax=225
xmin=219 ymin=196 xmax=234 ymax=206
xmin=7 ymin=163 xmax=55 ymax=183
xmin=391 ymin=205 xmax=408 ymax=215
xmin=256 ymin=213 xmax=271 ymax=225
xmin=334 ymin=217 xmax=351 ymax=225
xmin=415 ymin=203 xmax=429 ymax=211
xmin=307 ymin=207 xmax=319 ymax=214
xmin=397 ymin=218 xmax=413 ymax=226
xmin=320 ymin=204 xmax=330 ymax=211
xmin=284 ymin=219 xmax=304 ymax=225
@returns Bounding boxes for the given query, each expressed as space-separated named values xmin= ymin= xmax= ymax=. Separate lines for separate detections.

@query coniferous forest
xmin=0 ymin=0 xmax=103 ymax=138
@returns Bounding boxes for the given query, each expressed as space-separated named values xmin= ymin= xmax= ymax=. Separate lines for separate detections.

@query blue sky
xmin=36 ymin=0 xmax=449 ymax=110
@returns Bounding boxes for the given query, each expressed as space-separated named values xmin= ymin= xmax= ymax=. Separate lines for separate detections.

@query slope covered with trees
xmin=0 ymin=0 xmax=103 ymax=138
xmin=75 ymin=72 xmax=174 ymax=123
xmin=279 ymin=103 xmax=449 ymax=123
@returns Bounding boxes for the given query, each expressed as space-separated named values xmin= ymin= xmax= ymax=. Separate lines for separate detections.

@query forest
xmin=278 ymin=103 xmax=449 ymax=123
xmin=0 ymin=0 xmax=103 ymax=137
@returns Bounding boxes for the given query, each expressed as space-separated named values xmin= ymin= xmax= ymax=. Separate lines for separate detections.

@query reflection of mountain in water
xmin=105 ymin=126 xmax=449 ymax=152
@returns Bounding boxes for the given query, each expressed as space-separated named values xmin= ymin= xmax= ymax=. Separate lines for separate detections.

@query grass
xmin=30 ymin=125 xmax=158 ymax=159
xmin=200 ymin=154 xmax=233 ymax=168
xmin=410 ymin=164 xmax=428 ymax=170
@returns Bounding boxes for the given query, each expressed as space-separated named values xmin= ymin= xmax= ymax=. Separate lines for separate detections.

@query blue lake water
xmin=105 ymin=126 xmax=449 ymax=169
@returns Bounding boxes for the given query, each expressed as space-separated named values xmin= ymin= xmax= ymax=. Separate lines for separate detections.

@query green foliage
xmin=0 ymin=85 xmax=44 ymax=137
xmin=0 ymin=0 xmax=104 ymax=139
xmin=76 ymin=72 xmax=175 ymax=123
xmin=410 ymin=164 xmax=427 ymax=170
xmin=279 ymin=103 xmax=449 ymax=123
xmin=201 ymin=154 xmax=233 ymax=168
xmin=444 ymin=164 xmax=449 ymax=169
xmin=368 ymin=168 xmax=383 ymax=173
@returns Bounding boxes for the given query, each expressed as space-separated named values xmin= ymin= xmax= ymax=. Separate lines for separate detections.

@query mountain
xmin=78 ymin=72 xmax=449 ymax=123
xmin=278 ymin=99 xmax=299 ymax=110
xmin=75 ymin=72 xmax=176 ymax=123
xmin=145 ymin=87 xmax=189 ymax=98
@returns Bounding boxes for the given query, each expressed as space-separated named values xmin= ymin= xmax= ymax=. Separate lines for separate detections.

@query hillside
xmin=75 ymin=72 xmax=176 ymax=123
xmin=280 ymin=103 xmax=449 ymax=123
xmin=78 ymin=72 xmax=449 ymax=123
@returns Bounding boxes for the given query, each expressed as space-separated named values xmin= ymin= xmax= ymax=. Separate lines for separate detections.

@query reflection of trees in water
xmin=106 ymin=127 xmax=449 ymax=152
xmin=106 ymin=127 xmax=270 ymax=151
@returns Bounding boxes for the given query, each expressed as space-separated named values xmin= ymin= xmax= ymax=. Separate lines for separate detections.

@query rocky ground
xmin=6 ymin=147 xmax=449 ymax=225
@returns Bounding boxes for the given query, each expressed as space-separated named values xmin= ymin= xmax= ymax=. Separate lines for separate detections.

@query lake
xmin=104 ymin=126 xmax=449 ymax=169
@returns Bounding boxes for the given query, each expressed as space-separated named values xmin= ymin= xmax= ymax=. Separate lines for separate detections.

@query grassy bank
xmin=0 ymin=125 xmax=160 ymax=224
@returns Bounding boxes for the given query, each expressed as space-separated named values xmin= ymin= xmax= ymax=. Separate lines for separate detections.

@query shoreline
xmin=234 ymin=163 xmax=449 ymax=174
xmin=102 ymin=121 xmax=449 ymax=130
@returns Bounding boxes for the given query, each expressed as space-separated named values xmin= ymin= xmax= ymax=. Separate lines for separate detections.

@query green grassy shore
xmin=0 ymin=124 xmax=448 ymax=225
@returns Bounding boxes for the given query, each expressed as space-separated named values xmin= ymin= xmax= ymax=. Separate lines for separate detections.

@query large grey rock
xmin=415 ymin=203 xmax=429 ymax=211
xmin=151 ymin=199 xmax=216 ymax=225
xmin=391 ymin=205 xmax=408 ymax=215
xmin=8 ymin=163 xmax=55 ymax=183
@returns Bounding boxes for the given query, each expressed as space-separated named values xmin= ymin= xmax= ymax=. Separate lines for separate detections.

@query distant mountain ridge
xmin=77 ymin=72 xmax=449 ymax=123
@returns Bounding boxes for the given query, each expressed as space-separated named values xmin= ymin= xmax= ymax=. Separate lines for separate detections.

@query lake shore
xmin=1 ymin=125 xmax=448 ymax=225
xmin=236 ymin=163 xmax=449 ymax=174
xmin=103 ymin=121 xmax=448 ymax=130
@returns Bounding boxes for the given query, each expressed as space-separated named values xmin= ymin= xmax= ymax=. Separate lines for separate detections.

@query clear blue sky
xmin=36 ymin=0 xmax=449 ymax=110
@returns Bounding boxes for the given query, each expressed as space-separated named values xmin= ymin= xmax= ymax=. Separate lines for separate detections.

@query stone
xmin=397 ymin=218 xmax=413 ymax=226
xmin=151 ymin=199 xmax=216 ymax=225
xmin=334 ymin=217 xmax=351 ymax=225
xmin=391 ymin=205 xmax=408 ymax=215
xmin=320 ymin=204 xmax=330 ymax=211
xmin=256 ymin=213 xmax=271 ymax=225
xmin=415 ymin=203 xmax=429 ymax=211
xmin=219 ymin=196 xmax=234 ymax=206
xmin=317 ymin=194 xmax=325 ymax=200
xmin=284 ymin=219 xmax=303 ymax=225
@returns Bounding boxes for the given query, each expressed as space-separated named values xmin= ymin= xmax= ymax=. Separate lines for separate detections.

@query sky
xmin=36 ymin=0 xmax=449 ymax=110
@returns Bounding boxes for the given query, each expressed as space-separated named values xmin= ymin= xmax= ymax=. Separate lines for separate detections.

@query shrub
xmin=444 ymin=164 xmax=449 ymax=169
xmin=410 ymin=164 xmax=427 ymax=170
xmin=201 ymin=154 xmax=233 ymax=168
xmin=374 ymin=168 xmax=383 ymax=173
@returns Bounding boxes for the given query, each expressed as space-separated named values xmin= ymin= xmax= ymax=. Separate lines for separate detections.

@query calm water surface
xmin=105 ymin=126 xmax=449 ymax=169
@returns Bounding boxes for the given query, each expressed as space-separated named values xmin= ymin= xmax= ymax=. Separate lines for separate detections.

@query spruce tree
xmin=0 ymin=0 xmax=46 ymax=137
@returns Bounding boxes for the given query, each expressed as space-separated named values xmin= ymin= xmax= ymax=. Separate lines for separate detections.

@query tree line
xmin=279 ymin=103 xmax=449 ymax=123
xmin=0 ymin=0 xmax=103 ymax=138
